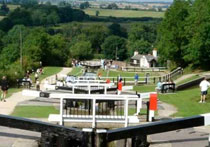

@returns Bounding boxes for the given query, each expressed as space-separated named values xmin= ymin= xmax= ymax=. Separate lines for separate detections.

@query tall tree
xmin=102 ymin=35 xmax=127 ymax=61
xmin=82 ymin=24 xmax=109 ymax=53
xmin=157 ymin=0 xmax=190 ymax=67
xmin=184 ymin=0 xmax=210 ymax=69
xmin=108 ymin=23 xmax=127 ymax=38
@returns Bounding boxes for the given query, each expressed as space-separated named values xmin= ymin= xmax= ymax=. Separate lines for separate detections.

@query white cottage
xmin=131 ymin=49 xmax=158 ymax=68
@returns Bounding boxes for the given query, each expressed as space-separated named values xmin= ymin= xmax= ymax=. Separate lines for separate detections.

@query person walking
xmin=134 ymin=73 xmax=139 ymax=85
xmin=0 ymin=76 xmax=9 ymax=102
xmin=199 ymin=77 xmax=210 ymax=103
xmin=117 ymin=79 xmax=123 ymax=95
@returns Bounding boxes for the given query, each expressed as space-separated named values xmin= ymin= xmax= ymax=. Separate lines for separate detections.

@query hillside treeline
xmin=0 ymin=21 xmax=158 ymax=83
xmin=0 ymin=4 xmax=87 ymax=32
xmin=158 ymin=0 xmax=210 ymax=69
xmin=0 ymin=2 xmax=160 ymax=84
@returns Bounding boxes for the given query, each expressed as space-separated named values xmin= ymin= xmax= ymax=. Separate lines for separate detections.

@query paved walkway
xmin=0 ymin=67 xmax=72 ymax=147
xmin=174 ymin=74 xmax=196 ymax=84
xmin=0 ymin=67 xmax=72 ymax=115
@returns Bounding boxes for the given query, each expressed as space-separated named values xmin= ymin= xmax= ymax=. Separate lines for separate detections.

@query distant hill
xmin=95 ymin=0 xmax=173 ymax=3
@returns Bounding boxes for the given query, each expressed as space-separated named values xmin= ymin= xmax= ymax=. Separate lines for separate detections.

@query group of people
xmin=155 ymin=79 xmax=175 ymax=93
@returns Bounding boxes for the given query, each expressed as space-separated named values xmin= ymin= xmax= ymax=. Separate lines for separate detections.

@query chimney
xmin=153 ymin=48 xmax=157 ymax=57
xmin=134 ymin=51 xmax=138 ymax=56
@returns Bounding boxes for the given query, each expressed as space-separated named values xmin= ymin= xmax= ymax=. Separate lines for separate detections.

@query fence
xmin=122 ymin=67 xmax=167 ymax=72
xmin=97 ymin=67 xmax=184 ymax=85
xmin=48 ymin=93 xmax=153 ymax=128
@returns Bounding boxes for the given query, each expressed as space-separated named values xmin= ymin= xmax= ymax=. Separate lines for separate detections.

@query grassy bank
xmin=11 ymin=106 xmax=59 ymax=118
xmin=68 ymin=67 xmax=83 ymax=76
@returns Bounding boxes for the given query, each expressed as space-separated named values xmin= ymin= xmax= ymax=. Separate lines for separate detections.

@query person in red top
xmin=106 ymin=79 xmax=110 ymax=84
xmin=117 ymin=79 xmax=122 ymax=95
xmin=98 ymin=72 xmax=102 ymax=80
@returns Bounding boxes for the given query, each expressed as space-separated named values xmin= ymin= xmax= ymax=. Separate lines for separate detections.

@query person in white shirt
xmin=199 ymin=77 xmax=210 ymax=103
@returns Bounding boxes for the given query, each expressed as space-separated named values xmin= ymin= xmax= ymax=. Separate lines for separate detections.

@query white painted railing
xmin=49 ymin=93 xmax=155 ymax=128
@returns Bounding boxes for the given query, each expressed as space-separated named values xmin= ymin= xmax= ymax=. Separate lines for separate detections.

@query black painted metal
xmin=161 ymin=83 xmax=175 ymax=93
xmin=106 ymin=115 xmax=204 ymax=141
xmin=40 ymin=92 xmax=50 ymax=98
xmin=146 ymin=102 xmax=149 ymax=122
xmin=0 ymin=114 xmax=84 ymax=140
xmin=176 ymin=76 xmax=210 ymax=91
xmin=132 ymin=135 xmax=149 ymax=147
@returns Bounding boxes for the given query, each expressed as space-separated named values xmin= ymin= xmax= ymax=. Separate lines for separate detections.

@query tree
xmin=95 ymin=10 xmax=99 ymax=16
xmin=82 ymin=24 xmax=109 ymax=53
xmin=128 ymin=23 xmax=157 ymax=44
xmin=80 ymin=2 xmax=90 ymax=9
xmin=128 ymin=23 xmax=157 ymax=57
xmin=0 ymin=2 xmax=9 ymax=16
xmin=183 ymin=0 xmax=210 ymax=69
xmin=157 ymin=0 xmax=190 ymax=67
xmin=70 ymin=41 xmax=93 ymax=60
xmin=102 ymin=35 xmax=127 ymax=61
xmin=0 ymin=25 xmax=28 ymax=66
xmin=127 ymin=39 xmax=152 ymax=56
xmin=108 ymin=23 xmax=127 ymax=38
xmin=62 ymin=22 xmax=82 ymax=41
xmin=8 ymin=8 xmax=32 ymax=26
xmin=23 ymin=28 xmax=68 ymax=66
xmin=47 ymin=11 xmax=60 ymax=25
xmin=107 ymin=3 xmax=118 ymax=9
xmin=58 ymin=1 xmax=71 ymax=7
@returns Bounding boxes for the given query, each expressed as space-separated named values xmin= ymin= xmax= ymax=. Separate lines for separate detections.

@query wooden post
xmin=124 ymin=78 xmax=126 ymax=86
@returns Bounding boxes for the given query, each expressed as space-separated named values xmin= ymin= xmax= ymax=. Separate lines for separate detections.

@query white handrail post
xmin=104 ymin=86 xmax=107 ymax=95
xmin=60 ymin=98 xmax=63 ymax=126
xmin=72 ymin=85 xmax=75 ymax=94
xmin=88 ymin=85 xmax=91 ymax=94
xmin=136 ymin=98 xmax=142 ymax=115
xmin=92 ymin=98 xmax=96 ymax=128
xmin=124 ymin=98 xmax=128 ymax=127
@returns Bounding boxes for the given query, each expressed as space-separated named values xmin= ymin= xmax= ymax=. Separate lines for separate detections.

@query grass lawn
xmin=134 ymin=83 xmax=210 ymax=117
xmin=133 ymin=85 xmax=156 ymax=93
xmin=68 ymin=67 xmax=83 ymax=76
xmin=159 ymin=87 xmax=210 ymax=117
xmin=83 ymin=8 xmax=164 ymax=18
xmin=30 ymin=66 xmax=62 ymax=82
xmin=11 ymin=106 xmax=59 ymax=118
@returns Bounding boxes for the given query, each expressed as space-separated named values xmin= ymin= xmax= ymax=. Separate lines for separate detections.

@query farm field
xmin=0 ymin=16 xmax=4 ymax=20
xmin=0 ymin=4 xmax=19 ymax=10
xmin=83 ymin=8 xmax=164 ymax=18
